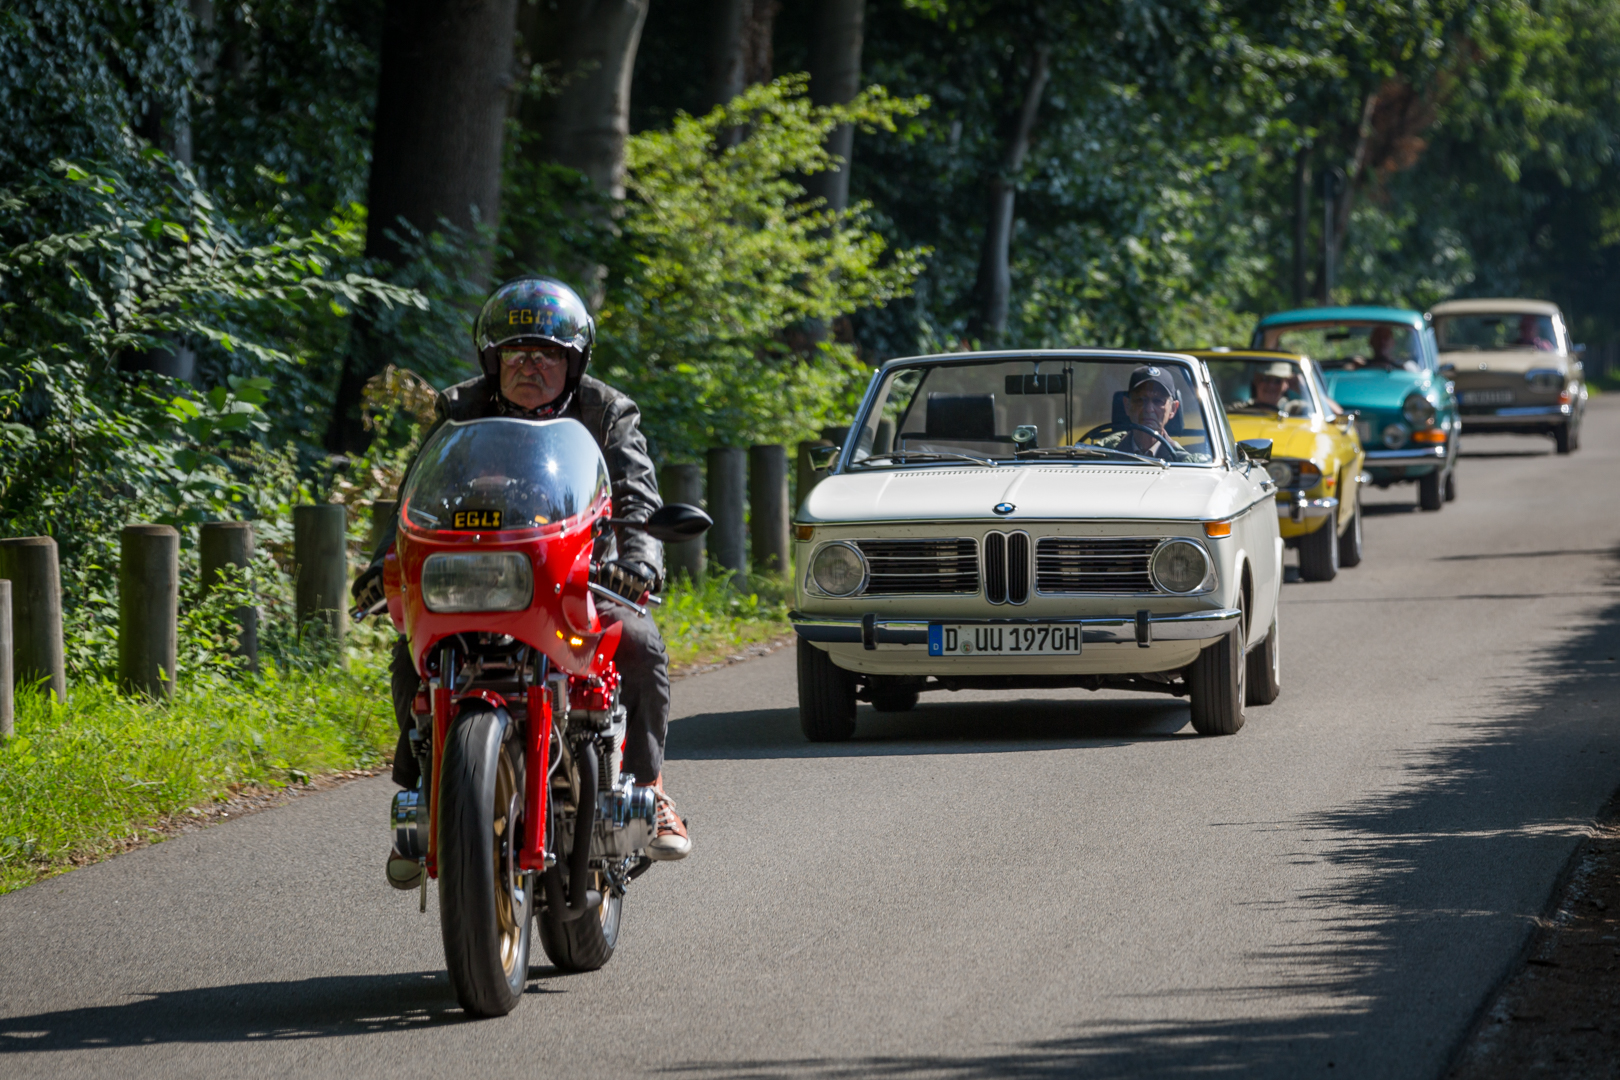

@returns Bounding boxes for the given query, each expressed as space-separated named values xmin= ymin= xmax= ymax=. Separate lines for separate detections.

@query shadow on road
xmin=0 ymin=972 xmax=483 ymax=1048
xmin=662 ymin=545 xmax=1620 ymax=1076
xmin=668 ymin=695 xmax=1192 ymax=762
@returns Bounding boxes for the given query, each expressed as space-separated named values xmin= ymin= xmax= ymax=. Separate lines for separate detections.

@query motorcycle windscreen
xmin=400 ymin=417 xmax=610 ymax=533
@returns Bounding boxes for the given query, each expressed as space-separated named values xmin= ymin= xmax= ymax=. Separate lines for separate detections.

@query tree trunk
xmin=804 ymin=0 xmax=863 ymax=214
xmin=708 ymin=0 xmax=749 ymax=110
xmin=327 ymin=0 xmax=518 ymax=452
xmin=521 ymin=0 xmax=650 ymax=200
xmin=1293 ymin=145 xmax=1311 ymax=305
xmin=968 ymin=43 xmax=1050 ymax=347
xmin=1329 ymin=90 xmax=1379 ymax=271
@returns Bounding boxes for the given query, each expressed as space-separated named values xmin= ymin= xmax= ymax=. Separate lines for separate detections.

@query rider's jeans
xmin=388 ymin=599 xmax=671 ymax=788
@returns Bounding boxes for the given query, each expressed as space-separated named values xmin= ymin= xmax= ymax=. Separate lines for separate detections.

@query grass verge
xmin=656 ymin=570 xmax=793 ymax=672
xmin=0 ymin=651 xmax=396 ymax=894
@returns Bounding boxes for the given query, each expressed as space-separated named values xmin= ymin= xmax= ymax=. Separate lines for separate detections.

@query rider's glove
xmin=594 ymin=559 xmax=657 ymax=603
xmin=351 ymin=564 xmax=385 ymax=613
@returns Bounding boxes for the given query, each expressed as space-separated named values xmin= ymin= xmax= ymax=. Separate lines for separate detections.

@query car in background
xmin=791 ymin=350 xmax=1284 ymax=740
xmin=1252 ymin=306 xmax=1459 ymax=512
xmin=1188 ymin=349 xmax=1366 ymax=582
xmin=1427 ymin=298 xmax=1587 ymax=454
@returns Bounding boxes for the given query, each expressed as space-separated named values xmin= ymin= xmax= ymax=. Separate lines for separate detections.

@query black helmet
xmin=473 ymin=276 xmax=595 ymax=383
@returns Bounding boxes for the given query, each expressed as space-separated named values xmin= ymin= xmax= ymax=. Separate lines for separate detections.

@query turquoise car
xmin=1252 ymin=307 xmax=1459 ymax=511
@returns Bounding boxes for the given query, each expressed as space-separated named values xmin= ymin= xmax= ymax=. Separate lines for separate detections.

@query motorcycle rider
xmin=353 ymin=276 xmax=691 ymax=889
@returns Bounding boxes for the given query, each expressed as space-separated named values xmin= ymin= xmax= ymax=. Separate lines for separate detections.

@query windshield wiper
xmin=855 ymin=450 xmax=999 ymax=468
xmin=1015 ymin=445 xmax=1168 ymax=468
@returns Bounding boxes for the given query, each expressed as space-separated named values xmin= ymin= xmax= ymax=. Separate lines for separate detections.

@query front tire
xmin=438 ymin=707 xmax=533 ymax=1017
xmin=1419 ymin=469 xmax=1443 ymax=512
xmin=798 ymin=639 xmax=857 ymax=741
xmin=1444 ymin=468 xmax=1457 ymax=502
xmin=1555 ymin=424 xmax=1573 ymax=455
xmin=1298 ymin=518 xmax=1339 ymax=582
xmin=1338 ymin=490 xmax=1364 ymax=568
xmin=1187 ymin=602 xmax=1247 ymax=736
xmin=1245 ymin=612 xmax=1281 ymax=706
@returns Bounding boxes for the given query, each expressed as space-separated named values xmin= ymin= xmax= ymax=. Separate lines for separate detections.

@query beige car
xmin=1428 ymin=298 xmax=1588 ymax=454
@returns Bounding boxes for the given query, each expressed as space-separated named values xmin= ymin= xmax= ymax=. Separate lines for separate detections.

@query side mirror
xmin=612 ymin=503 xmax=712 ymax=544
xmin=1438 ymin=362 xmax=1457 ymax=377
xmin=1237 ymin=438 xmax=1273 ymax=464
xmin=809 ymin=444 xmax=840 ymax=472
xmin=1574 ymin=343 xmax=1588 ymax=354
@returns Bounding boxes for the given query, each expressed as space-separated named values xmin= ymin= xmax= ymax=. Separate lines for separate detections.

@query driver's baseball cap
xmin=1127 ymin=365 xmax=1177 ymax=396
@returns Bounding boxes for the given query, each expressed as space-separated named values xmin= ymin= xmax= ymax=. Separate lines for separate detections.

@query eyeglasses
xmin=500 ymin=348 xmax=568 ymax=370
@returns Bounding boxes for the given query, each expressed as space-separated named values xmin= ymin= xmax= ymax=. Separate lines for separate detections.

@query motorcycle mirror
xmin=609 ymin=503 xmax=712 ymax=543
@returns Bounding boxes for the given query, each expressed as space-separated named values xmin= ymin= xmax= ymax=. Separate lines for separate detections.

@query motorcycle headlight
xmin=1402 ymin=393 xmax=1436 ymax=428
xmin=1150 ymin=539 xmax=1212 ymax=594
xmin=1526 ymin=369 xmax=1564 ymax=394
xmin=421 ymin=552 xmax=533 ymax=613
xmin=1382 ymin=422 xmax=1409 ymax=449
xmin=810 ymin=542 xmax=866 ymax=597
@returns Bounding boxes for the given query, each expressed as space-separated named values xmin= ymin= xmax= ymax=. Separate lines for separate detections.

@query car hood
xmin=1321 ymin=367 xmax=1434 ymax=411
xmin=800 ymin=464 xmax=1253 ymax=524
xmin=1440 ymin=349 xmax=1570 ymax=376
xmin=1226 ymin=415 xmax=1334 ymax=463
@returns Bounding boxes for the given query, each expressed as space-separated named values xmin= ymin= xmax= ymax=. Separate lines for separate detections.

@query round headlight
xmin=1402 ymin=393 xmax=1436 ymax=427
xmin=1151 ymin=539 xmax=1210 ymax=594
xmin=1295 ymin=461 xmax=1323 ymax=489
xmin=1265 ymin=461 xmax=1295 ymax=487
xmin=811 ymin=542 xmax=866 ymax=596
xmin=1381 ymin=422 xmax=1409 ymax=449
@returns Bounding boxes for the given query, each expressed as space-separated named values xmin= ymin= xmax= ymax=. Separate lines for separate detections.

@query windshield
xmin=1434 ymin=312 xmax=1560 ymax=353
xmin=400 ymin=418 xmax=610 ymax=532
xmin=1206 ymin=356 xmax=1322 ymax=419
xmin=848 ymin=356 xmax=1217 ymax=468
xmin=1259 ymin=322 xmax=1425 ymax=373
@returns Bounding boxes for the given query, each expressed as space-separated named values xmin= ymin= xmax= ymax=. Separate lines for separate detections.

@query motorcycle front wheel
xmin=438 ymin=705 xmax=533 ymax=1016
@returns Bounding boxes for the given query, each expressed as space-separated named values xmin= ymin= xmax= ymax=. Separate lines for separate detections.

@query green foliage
xmin=593 ymin=78 xmax=929 ymax=460
xmin=654 ymin=570 xmax=792 ymax=672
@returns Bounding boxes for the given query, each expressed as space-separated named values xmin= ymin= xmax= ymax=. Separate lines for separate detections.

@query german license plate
xmin=928 ymin=624 xmax=1082 ymax=656
xmin=1355 ymin=421 xmax=1371 ymax=443
xmin=1462 ymin=389 xmax=1514 ymax=406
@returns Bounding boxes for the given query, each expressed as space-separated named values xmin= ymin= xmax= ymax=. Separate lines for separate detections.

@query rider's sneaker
xmin=386 ymin=846 xmax=422 ymax=891
xmin=646 ymin=777 xmax=691 ymax=862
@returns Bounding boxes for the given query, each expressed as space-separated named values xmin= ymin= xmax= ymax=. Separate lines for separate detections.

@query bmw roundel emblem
xmin=993 ymin=502 xmax=1015 ymax=515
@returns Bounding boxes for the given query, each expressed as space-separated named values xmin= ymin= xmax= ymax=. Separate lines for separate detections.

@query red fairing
xmin=391 ymin=489 xmax=613 ymax=678
xmin=383 ymin=547 xmax=404 ymax=631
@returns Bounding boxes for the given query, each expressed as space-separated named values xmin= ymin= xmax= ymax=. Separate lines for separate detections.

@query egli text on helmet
xmin=473 ymin=276 xmax=596 ymax=391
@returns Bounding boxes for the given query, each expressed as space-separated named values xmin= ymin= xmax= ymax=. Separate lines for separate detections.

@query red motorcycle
xmin=367 ymin=416 xmax=707 ymax=1016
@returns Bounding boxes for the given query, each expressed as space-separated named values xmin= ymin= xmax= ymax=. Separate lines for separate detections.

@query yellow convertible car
xmin=1188 ymin=349 xmax=1366 ymax=581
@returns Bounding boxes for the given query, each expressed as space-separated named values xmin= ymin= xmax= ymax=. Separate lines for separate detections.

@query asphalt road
xmin=4 ymin=400 xmax=1620 ymax=1080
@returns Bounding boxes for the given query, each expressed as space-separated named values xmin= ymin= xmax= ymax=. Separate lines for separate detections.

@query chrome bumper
xmin=791 ymin=609 xmax=1243 ymax=649
xmin=1277 ymin=495 xmax=1338 ymax=522
xmin=1363 ymin=446 xmax=1447 ymax=467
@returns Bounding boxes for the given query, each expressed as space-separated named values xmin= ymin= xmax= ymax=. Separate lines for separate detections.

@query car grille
xmin=1035 ymin=537 xmax=1160 ymax=594
xmin=983 ymin=531 xmax=1030 ymax=604
xmin=856 ymin=539 xmax=979 ymax=595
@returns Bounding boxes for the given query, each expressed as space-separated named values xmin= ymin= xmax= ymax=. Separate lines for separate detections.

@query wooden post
xmin=295 ymin=505 xmax=348 ymax=659
xmin=706 ymin=447 xmax=748 ymax=590
xmin=658 ymin=464 xmax=705 ymax=583
xmin=0 ymin=580 xmax=12 ymax=738
xmin=796 ymin=439 xmax=834 ymax=512
xmin=748 ymin=445 xmax=789 ymax=575
xmin=367 ymin=499 xmax=398 ymax=554
xmin=200 ymin=521 xmax=258 ymax=673
xmin=119 ymin=524 xmax=179 ymax=699
xmin=0 ymin=537 xmax=66 ymax=702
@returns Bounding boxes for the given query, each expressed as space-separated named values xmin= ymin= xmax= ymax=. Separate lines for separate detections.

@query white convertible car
xmin=791 ymin=350 xmax=1285 ymax=740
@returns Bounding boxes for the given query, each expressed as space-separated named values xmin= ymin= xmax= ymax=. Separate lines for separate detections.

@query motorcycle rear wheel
xmin=537 ymin=869 xmax=621 ymax=972
xmin=438 ymin=706 xmax=533 ymax=1017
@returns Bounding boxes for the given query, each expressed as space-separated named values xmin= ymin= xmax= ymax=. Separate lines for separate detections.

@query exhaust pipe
xmin=542 ymin=739 xmax=601 ymax=922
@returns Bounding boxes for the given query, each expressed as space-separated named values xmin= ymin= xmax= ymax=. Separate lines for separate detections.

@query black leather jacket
xmin=368 ymin=373 xmax=664 ymax=580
